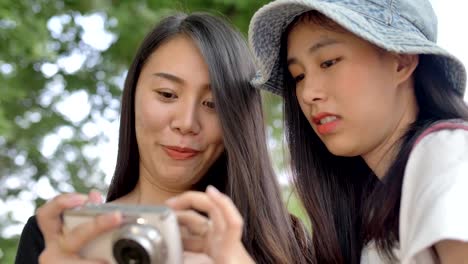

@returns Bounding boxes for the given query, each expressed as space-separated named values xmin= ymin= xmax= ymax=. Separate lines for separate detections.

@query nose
xmin=171 ymin=102 xmax=201 ymax=135
xmin=296 ymin=75 xmax=327 ymax=104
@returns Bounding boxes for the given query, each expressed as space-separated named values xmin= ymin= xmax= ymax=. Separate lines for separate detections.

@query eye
xmin=203 ymin=100 xmax=215 ymax=109
xmin=156 ymin=91 xmax=177 ymax=99
xmin=293 ymin=73 xmax=305 ymax=84
xmin=320 ymin=58 xmax=341 ymax=69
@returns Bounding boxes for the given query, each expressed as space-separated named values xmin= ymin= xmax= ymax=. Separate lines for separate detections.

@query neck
xmin=362 ymin=136 xmax=401 ymax=179
xmin=135 ymin=176 xmax=186 ymax=205
xmin=362 ymin=85 xmax=419 ymax=179
xmin=116 ymin=166 xmax=190 ymax=205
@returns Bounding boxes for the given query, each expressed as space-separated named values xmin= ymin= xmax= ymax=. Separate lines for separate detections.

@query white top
xmin=361 ymin=128 xmax=468 ymax=263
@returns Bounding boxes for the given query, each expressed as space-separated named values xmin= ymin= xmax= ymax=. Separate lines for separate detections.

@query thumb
xmin=87 ymin=189 xmax=104 ymax=204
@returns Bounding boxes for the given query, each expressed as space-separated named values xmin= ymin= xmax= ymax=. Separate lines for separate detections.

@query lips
xmin=312 ymin=112 xmax=341 ymax=135
xmin=163 ymin=146 xmax=200 ymax=160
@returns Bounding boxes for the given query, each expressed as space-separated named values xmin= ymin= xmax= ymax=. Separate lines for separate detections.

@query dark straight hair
xmin=280 ymin=11 xmax=468 ymax=263
xmin=106 ymin=12 xmax=311 ymax=263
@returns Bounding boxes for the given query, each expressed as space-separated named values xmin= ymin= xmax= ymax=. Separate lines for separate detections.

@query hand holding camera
xmin=37 ymin=192 xmax=185 ymax=264
xmin=36 ymin=191 xmax=123 ymax=264
xmin=166 ymin=186 xmax=255 ymax=264
xmin=35 ymin=186 xmax=253 ymax=264
xmin=62 ymin=204 xmax=184 ymax=264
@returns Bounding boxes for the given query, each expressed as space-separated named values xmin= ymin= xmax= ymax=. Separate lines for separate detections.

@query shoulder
xmin=15 ymin=215 xmax=44 ymax=264
xmin=406 ymin=120 xmax=468 ymax=185
xmin=19 ymin=215 xmax=43 ymax=238
xmin=413 ymin=119 xmax=468 ymax=147
xmin=398 ymin=120 xmax=468 ymax=263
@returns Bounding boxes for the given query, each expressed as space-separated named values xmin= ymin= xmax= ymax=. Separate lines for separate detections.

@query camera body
xmin=63 ymin=203 xmax=183 ymax=264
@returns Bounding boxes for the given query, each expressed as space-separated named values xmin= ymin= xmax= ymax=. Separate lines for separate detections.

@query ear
xmin=393 ymin=54 xmax=419 ymax=85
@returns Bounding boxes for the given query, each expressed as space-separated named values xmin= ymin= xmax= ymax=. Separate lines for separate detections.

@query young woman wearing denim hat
xmin=15 ymin=12 xmax=311 ymax=264
xmin=249 ymin=0 xmax=468 ymax=263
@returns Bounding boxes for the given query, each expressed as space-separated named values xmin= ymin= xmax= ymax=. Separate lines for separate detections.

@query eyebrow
xmin=152 ymin=72 xmax=211 ymax=90
xmin=287 ymin=37 xmax=341 ymax=66
xmin=152 ymin=72 xmax=185 ymax=84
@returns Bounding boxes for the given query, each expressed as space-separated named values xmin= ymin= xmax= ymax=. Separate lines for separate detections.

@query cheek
xmin=135 ymin=96 xmax=167 ymax=139
xmin=295 ymin=87 xmax=309 ymax=115
xmin=337 ymin=69 xmax=397 ymax=135
xmin=334 ymin=65 xmax=366 ymax=93
xmin=205 ymin=116 xmax=223 ymax=145
xmin=335 ymin=66 xmax=384 ymax=109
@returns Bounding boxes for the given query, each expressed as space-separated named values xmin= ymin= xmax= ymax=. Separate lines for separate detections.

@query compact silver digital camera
xmin=63 ymin=204 xmax=183 ymax=264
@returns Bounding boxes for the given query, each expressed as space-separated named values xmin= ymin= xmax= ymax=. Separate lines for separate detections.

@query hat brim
xmin=249 ymin=0 xmax=466 ymax=96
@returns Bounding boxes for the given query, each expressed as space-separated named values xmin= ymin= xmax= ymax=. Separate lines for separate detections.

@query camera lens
xmin=113 ymin=238 xmax=150 ymax=264
xmin=112 ymin=224 xmax=167 ymax=264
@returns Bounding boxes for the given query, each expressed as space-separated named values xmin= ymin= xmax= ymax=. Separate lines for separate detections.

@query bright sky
xmin=2 ymin=0 xmax=468 ymax=238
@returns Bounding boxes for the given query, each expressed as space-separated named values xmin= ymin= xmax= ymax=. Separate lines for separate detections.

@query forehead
xmin=147 ymin=35 xmax=203 ymax=64
xmin=286 ymin=13 xmax=348 ymax=48
xmin=141 ymin=35 xmax=210 ymax=78
xmin=135 ymin=35 xmax=213 ymax=94
xmin=286 ymin=14 xmax=379 ymax=51
xmin=286 ymin=20 xmax=343 ymax=51
xmin=285 ymin=21 xmax=388 ymax=67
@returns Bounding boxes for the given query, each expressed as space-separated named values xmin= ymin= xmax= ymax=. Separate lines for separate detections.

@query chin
xmin=160 ymin=169 xmax=195 ymax=181
xmin=324 ymin=141 xmax=360 ymax=157
xmin=169 ymin=172 xmax=199 ymax=182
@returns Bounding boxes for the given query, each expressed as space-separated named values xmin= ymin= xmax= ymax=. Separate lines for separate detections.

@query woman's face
xmin=134 ymin=35 xmax=224 ymax=190
xmin=287 ymin=20 xmax=416 ymax=158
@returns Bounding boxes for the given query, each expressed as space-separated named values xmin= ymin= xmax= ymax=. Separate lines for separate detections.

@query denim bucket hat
xmin=248 ymin=0 xmax=467 ymax=96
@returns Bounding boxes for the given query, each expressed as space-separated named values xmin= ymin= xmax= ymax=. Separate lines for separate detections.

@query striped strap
xmin=414 ymin=119 xmax=468 ymax=147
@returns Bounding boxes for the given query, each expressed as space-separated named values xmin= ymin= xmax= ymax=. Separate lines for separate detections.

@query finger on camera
xmin=70 ymin=257 xmax=109 ymax=264
xmin=87 ymin=190 xmax=103 ymax=204
xmin=180 ymin=225 xmax=205 ymax=240
xmin=38 ymin=248 xmax=108 ymax=264
xmin=61 ymin=212 xmax=122 ymax=254
xmin=183 ymin=252 xmax=214 ymax=264
xmin=41 ymin=256 xmax=109 ymax=264
xmin=179 ymin=225 xmax=205 ymax=242
xmin=182 ymin=236 xmax=206 ymax=253
xmin=206 ymin=186 xmax=243 ymax=239
xmin=80 ymin=260 xmax=109 ymax=264
xmin=176 ymin=210 xmax=210 ymax=236
xmin=166 ymin=192 xmax=226 ymax=233
xmin=166 ymin=191 xmax=211 ymax=211
xmin=37 ymin=193 xmax=88 ymax=242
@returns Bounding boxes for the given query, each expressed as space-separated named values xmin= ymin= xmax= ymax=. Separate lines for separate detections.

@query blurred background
xmin=1 ymin=0 xmax=466 ymax=262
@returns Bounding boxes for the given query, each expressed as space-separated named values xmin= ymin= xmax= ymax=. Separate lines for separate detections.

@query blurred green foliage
xmin=0 ymin=0 xmax=301 ymax=262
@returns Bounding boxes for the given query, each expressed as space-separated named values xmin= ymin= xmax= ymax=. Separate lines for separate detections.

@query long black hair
xmin=281 ymin=11 xmax=468 ymax=263
xmin=106 ymin=12 xmax=311 ymax=263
